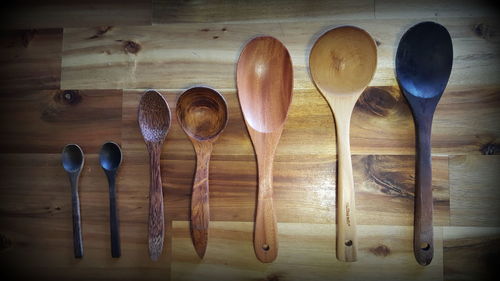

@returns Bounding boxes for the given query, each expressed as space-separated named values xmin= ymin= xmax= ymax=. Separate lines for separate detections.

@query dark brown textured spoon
xmin=396 ymin=21 xmax=453 ymax=266
xmin=62 ymin=144 xmax=84 ymax=258
xmin=138 ymin=90 xmax=171 ymax=261
xmin=237 ymin=36 xmax=293 ymax=263
xmin=176 ymin=86 xmax=228 ymax=259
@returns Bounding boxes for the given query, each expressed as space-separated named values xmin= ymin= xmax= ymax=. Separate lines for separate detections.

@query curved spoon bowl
xmin=62 ymin=144 xmax=84 ymax=173
xmin=100 ymin=142 xmax=123 ymax=171
xmin=236 ymin=36 xmax=293 ymax=133
xmin=138 ymin=90 xmax=171 ymax=143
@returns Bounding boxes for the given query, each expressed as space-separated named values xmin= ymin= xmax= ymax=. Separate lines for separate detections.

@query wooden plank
xmin=449 ymin=156 xmax=500 ymax=227
xmin=153 ymin=0 xmax=375 ymax=24
xmin=0 ymin=89 xmax=122 ymax=154
xmin=443 ymin=226 xmax=500 ymax=281
xmin=0 ymin=29 xmax=62 ymax=90
xmin=0 ymin=153 xmax=171 ymax=280
xmin=375 ymin=0 xmax=499 ymax=19
xmin=172 ymin=221 xmax=444 ymax=281
xmin=122 ymin=90 xmax=450 ymax=226
xmin=61 ymin=18 xmax=500 ymax=89
xmin=1 ymin=0 xmax=151 ymax=29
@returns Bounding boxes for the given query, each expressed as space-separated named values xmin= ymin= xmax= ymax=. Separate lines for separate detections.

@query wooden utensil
xmin=138 ymin=90 xmax=171 ymax=261
xmin=309 ymin=26 xmax=377 ymax=262
xmin=99 ymin=141 xmax=123 ymax=258
xmin=236 ymin=36 xmax=293 ymax=263
xmin=176 ymin=86 xmax=228 ymax=259
xmin=396 ymin=21 xmax=453 ymax=266
xmin=61 ymin=144 xmax=85 ymax=258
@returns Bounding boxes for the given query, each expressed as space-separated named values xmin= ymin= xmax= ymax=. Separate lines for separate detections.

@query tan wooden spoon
xmin=309 ymin=26 xmax=377 ymax=262
xmin=176 ymin=86 xmax=228 ymax=259
xmin=138 ymin=90 xmax=171 ymax=261
xmin=237 ymin=36 xmax=293 ymax=263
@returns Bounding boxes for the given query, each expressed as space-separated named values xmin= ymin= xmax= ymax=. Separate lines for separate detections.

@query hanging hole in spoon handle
xmin=413 ymin=115 xmax=434 ymax=266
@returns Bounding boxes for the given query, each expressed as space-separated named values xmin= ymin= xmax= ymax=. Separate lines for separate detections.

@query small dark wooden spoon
xmin=99 ymin=142 xmax=123 ymax=258
xmin=62 ymin=144 xmax=85 ymax=258
xmin=396 ymin=21 xmax=453 ymax=266
xmin=176 ymin=86 xmax=228 ymax=259
xmin=237 ymin=36 xmax=293 ymax=263
xmin=138 ymin=90 xmax=171 ymax=261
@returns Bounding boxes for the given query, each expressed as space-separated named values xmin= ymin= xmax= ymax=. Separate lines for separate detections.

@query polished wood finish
xmin=0 ymin=1 xmax=499 ymax=280
xmin=138 ymin=90 xmax=171 ymax=261
xmin=237 ymin=36 xmax=293 ymax=263
xmin=310 ymin=26 xmax=377 ymax=262
xmin=396 ymin=22 xmax=453 ymax=266
xmin=61 ymin=144 xmax=85 ymax=258
xmin=176 ymin=87 xmax=228 ymax=259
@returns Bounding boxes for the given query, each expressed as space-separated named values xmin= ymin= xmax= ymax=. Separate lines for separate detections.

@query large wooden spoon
xmin=309 ymin=26 xmax=377 ymax=262
xmin=396 ymin=22 xmax=453 ymax=266
xmin=138 ymin=90 xmax=171 ymax=261
xmin=176 ymin=86 xmax=228 ymax=259
xmin=237 ymin=36 xmax=293 ymax=263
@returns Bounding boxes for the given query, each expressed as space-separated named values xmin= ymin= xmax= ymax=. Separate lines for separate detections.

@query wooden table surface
xmin=0 ymin=1 xmax=499 ymax=280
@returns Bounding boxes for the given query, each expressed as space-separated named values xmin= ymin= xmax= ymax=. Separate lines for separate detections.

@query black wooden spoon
xmin=396 ymin=21 xmax=453 ymax=266
xmin=100 ymin=142 xmax=123 ymax=258
xmin=62 ymin=144 xmax=85 ymax=258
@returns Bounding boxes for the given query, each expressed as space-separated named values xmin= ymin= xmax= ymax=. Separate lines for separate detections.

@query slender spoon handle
xmin=69 ymin=173 xmax=83 ymax=258
xmin=254 ymin=154 xmax=278 ymax=263
xmin=334 ymin=113 xmax=357 ymax=262
xmin=148 ymin=144 xmax=164 ymax=261
xmin=414 ymin=116 xmax=434 ymax=266
xmin=191 ymin=142 xmax=213 ymax=259
xmin=107 ymin=173 xmax=121 ymax=258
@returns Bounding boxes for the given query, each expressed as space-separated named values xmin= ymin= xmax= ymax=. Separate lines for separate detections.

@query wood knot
xmin=212 ymin=36 xmax=219 ymax=39
xmin=0 ymin=233 xmax=12 ymax=251
xmin=57 ymin=90 xmax=82 ymax=105
xmin=200 ymin=28 xmax=210 ymax=32
xmin=480 ymin=143 xmax=499 ymax=155
xmin=88 ymin=26 xmax=113 ymax=39
xmin=473 ymin=23 xmax=494 ymax=40
xmin=357 ymin=87 xmax=397 ymax=117
xmin=370 ymin=244 xmax=391 ymax=257
xmin=375 ymin=39 xmax=381 ymax=46
xmin=122 ymin=40 xmax=141 ymax=54
xmin=222 ymin=27 xmax=227 ymax=32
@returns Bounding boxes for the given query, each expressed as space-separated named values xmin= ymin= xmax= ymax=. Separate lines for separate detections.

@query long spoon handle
xmin=334 ymin=113 xmax=357 ymax=262
xmin=107 ymin=172 xmax=121 ymax=258
xmin=414 ymin=116 xmax=434 ymax=266
xmin=69 ymin=173 xmax=83 ymax=258
xmin=191 ymin=142 xmax=213 ymax=259
xmin=254 ymin=153 xmax=278 ymax=263
xmin=148 ymin=144 xmax=164 ymax=261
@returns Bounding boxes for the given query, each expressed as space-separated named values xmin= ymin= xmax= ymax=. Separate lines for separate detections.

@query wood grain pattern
xmin=0 ymin=29 xmax=62 ymax=90
xmin=176 ymin=87 xmax=228 ymax=259
xmin=449 ymin=156 xmax=500 ymax=227
xmin=443 ymin=227 xmax=500 ymax=281
xmin=153 ymin=0 xmax=375 ymax=23
xmin=0 ymin=89 xmax=122 ymax=153
xmin=138 ymin=90 xmax=171 ymax=261
xmin=310 ymin=26 xmax=378 ymax=262
xmin=61 ymin=17 xmax=500 ymax=90
xmin=237 ymin=36 xmax=293 ymax=263
xmin=1 ymin=0 xmax=152 ymax=29
xmin=172 ymin=221 xmax=444 ymax=281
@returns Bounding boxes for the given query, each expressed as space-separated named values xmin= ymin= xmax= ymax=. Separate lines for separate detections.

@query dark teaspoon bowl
xmin=62 ymin=144 xmax=84 ymax=173
xmin=100 ymin=142 xmax=123 ymax=171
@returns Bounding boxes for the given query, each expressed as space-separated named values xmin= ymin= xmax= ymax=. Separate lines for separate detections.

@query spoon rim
xmin=236 ymin=35 xmax=294 ymax=132
xmin=61 ymin=143 xmax=84 ymax=173
xmin=137 ymin=89 xmax=172 ymax=143
xmin=99 ymin=141 xmax=123 ymax=171
xmin=176 ymin=86 xmax=229 ymax=141
xmin=395 ymin=21 xmax=453 ymax=100
xmin=309 ymin=25 xmax=378 ymax=96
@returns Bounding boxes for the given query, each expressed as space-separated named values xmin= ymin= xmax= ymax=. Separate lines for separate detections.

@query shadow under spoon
xmin=176 ymin=86 xmax=228 ymax=259
xmin=138 ymin=90 xmax=171 ymax=261
xmin=62 ymin=144 xmax=85 ymax=258
xmin=396 ymin=21 xmax=453 ymax=266
xmin=100 ymin=142 xmax=123 ymax=258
